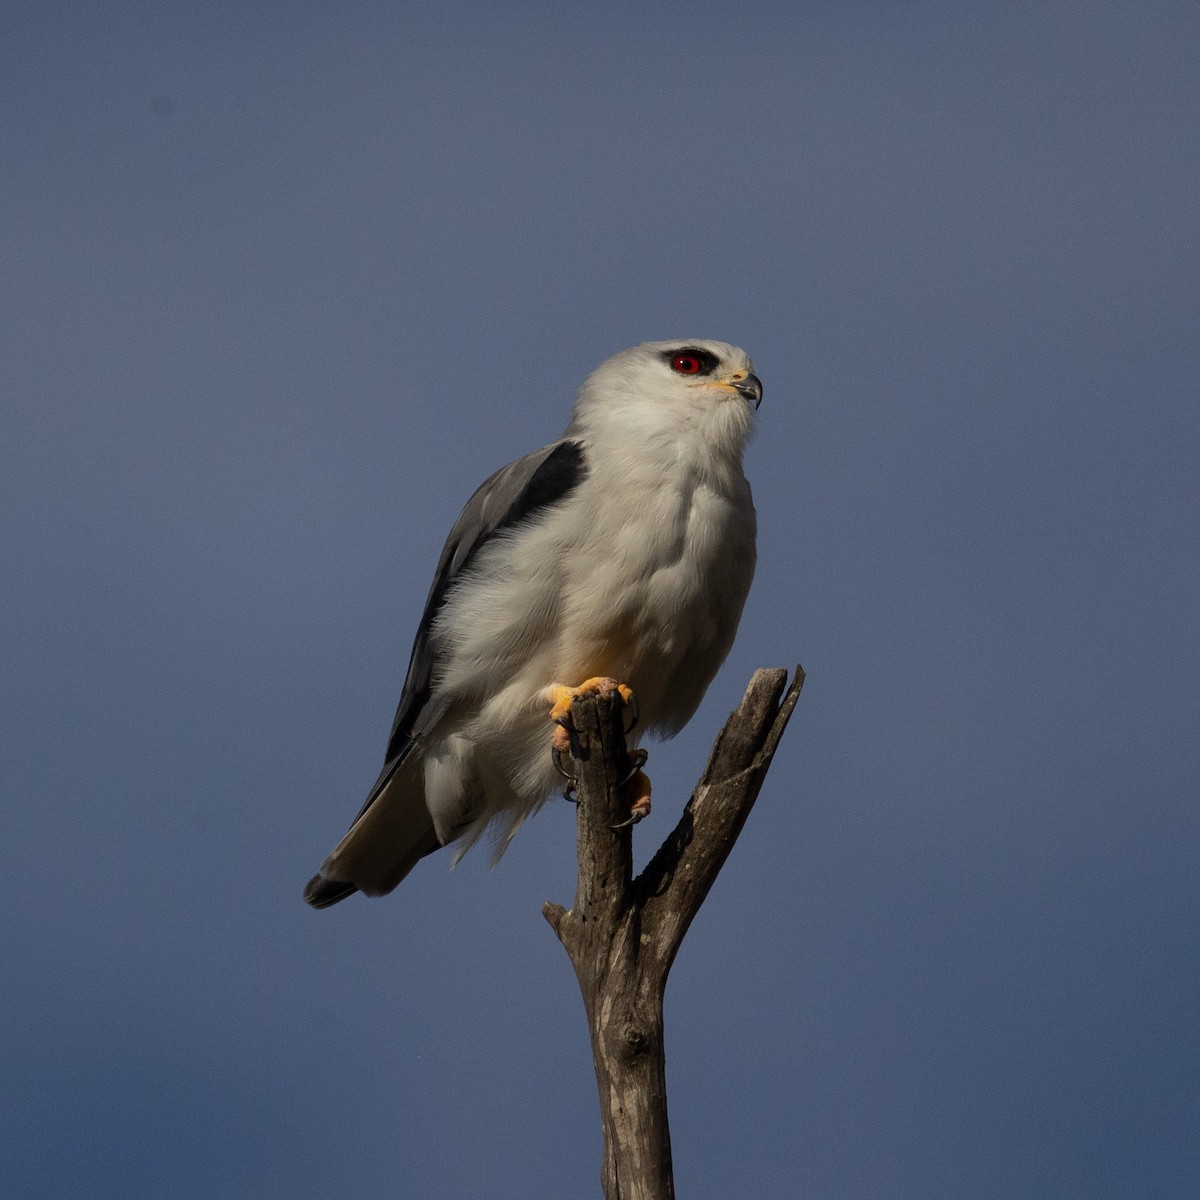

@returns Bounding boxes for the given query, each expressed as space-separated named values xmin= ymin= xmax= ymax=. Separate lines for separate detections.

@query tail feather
xmin=303 ymin=873 xmax=359 ymax=909
xmin=304 ymin=755 xmax=441 ymax=908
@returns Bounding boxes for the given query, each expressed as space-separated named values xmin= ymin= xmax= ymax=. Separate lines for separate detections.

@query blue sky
xmin=3 ymin=2 xmax=1198 ymax=1196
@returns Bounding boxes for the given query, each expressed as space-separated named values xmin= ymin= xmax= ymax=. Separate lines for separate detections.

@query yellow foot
xmin=615 ymin=765 xmax=652 ymax=827
xmin=546 ymin=678 xmax=649 ymax=822
xmin=546 ymin=676 xmax=636 ymax=730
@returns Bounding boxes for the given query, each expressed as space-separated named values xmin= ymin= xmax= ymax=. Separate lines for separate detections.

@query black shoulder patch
xmin=496 ymin=440 xmax=587 ymax=534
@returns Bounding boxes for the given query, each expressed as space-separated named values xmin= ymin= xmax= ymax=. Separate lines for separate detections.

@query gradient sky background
xmin=3 ymin=2 xmax=1197 ymax=1197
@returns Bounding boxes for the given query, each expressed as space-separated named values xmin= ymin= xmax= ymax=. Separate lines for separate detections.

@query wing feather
xmin=384 ymin=437 xmax=587 ymax=762
xmin=316 ymin=438 xmax=588 ymax=881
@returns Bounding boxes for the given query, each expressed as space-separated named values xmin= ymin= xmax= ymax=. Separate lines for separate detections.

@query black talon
xmin=551 ymin=745 xmax=574 ymax=780
xmin=608 ymin=749 xmax=650 ymax=828
xmin=617 ymin=748 xmax=648 ymax=787
xmin=623 ymin=693 xmax=640 ymax=734
xmin=551 ymin=744 xmax=578 ymax=802
xmin=609 ymin=808 xmax=646 ymax=830
xmin=553 ymin=716 xmax=589 ymax=760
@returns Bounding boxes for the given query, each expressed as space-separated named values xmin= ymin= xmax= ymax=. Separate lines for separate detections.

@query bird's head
xmin=566 ymin=339 xmax=762 ymax=458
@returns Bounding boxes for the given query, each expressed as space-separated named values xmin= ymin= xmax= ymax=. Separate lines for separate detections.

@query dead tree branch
xmin=543 ymin=666 xmax=805 ymax=1199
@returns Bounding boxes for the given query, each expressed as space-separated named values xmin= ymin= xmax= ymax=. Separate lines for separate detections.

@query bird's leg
xmin=546 ymin=677 xmax=647 ymax=819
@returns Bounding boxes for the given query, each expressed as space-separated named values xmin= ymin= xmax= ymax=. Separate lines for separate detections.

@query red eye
xmin=671 ymin=354 xmax=702 ymax=375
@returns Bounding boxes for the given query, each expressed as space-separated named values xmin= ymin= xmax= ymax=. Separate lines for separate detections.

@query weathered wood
xmin=543 ymin=667 xmax=805 ymax=1199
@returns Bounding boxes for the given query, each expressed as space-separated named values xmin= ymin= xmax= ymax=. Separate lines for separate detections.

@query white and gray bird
xmin=304 ymin=339 xmax=761 ymax=907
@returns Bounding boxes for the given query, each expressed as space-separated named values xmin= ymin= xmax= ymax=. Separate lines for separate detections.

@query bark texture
xmin=543 ymin=666 xmax=804 ymax=1199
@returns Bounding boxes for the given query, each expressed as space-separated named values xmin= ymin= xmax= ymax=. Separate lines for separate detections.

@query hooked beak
xmin=732 ymin=373 xmax=763 ymax=409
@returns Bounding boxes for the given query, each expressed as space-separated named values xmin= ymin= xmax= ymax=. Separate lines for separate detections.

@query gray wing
xmin=377 ymin=437 xmax=587 ymax=782
xmin=307 ymin=441 xmax=588 ymax=907
xmin=304 ymin=437 xmax=588 ymax=908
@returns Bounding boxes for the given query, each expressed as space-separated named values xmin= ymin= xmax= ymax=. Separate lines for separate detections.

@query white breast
xmin=433 ymin=418 xmax=755 ymax=738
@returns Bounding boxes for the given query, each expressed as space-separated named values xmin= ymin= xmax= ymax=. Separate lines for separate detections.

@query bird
xmin=304 ymin=339 xmax=761 ymax=908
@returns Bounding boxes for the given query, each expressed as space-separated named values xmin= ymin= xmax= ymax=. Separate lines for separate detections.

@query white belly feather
xmin=424 ymin=448 xmax=755 ymax=849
